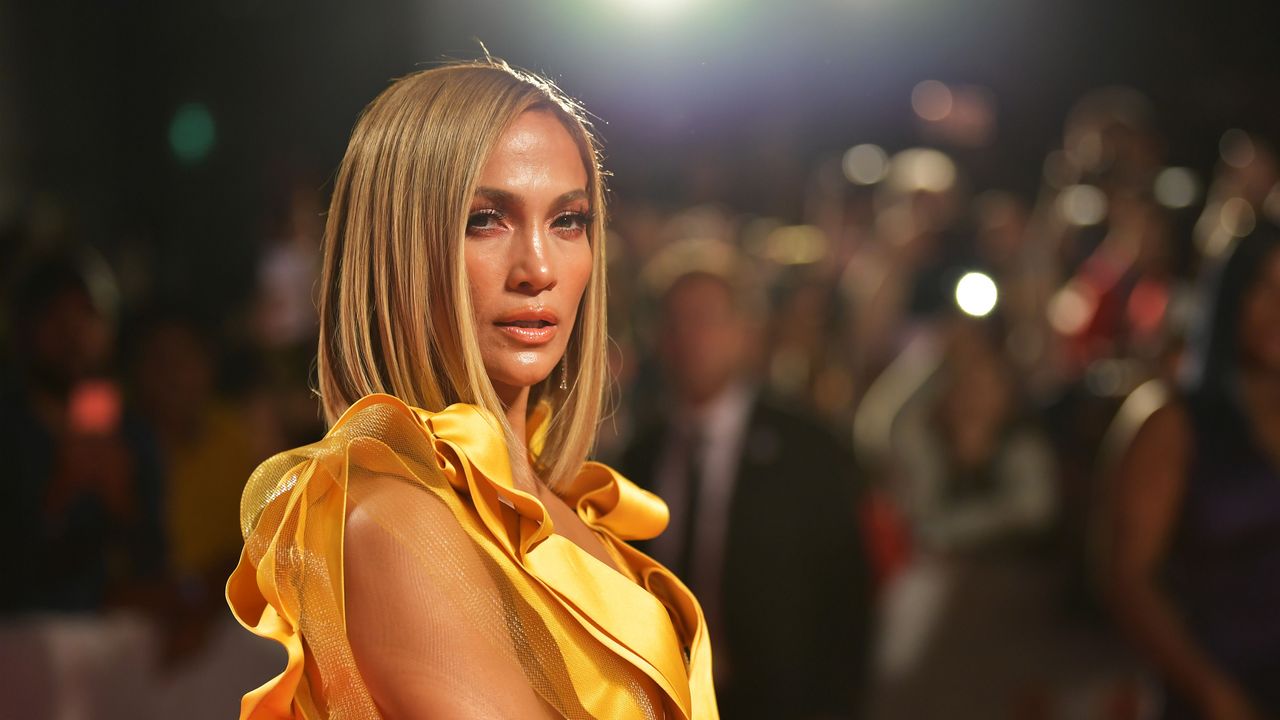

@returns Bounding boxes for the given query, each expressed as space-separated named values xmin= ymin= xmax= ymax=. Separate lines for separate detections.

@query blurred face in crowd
xmin=133 ymin=322 xmax=214 ymax=430
xmin=30 ymin=286 xmax=113 ymax=391
xmin=1241 ymin=247 xmax=1280 ymax=374
xmin=464 ymin=109 xmax=594 ymax=403
xmin=660 ymin=273 xmax=750 ymax=406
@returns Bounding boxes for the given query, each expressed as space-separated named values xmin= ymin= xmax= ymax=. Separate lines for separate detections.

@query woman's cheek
xmin=569 ymin=246 xmax=593 ymax=297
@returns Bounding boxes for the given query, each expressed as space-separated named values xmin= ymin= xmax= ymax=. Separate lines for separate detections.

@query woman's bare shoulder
xmin=341 ymin=472 xmax=559 ymax=718
xmin=344 ymin=470 xmax=464 ymax=552
xmin=1114 ymin=397 xmax=1193 ymax=499
xmin=1130 ymin=400 xmax=1192 ymax=455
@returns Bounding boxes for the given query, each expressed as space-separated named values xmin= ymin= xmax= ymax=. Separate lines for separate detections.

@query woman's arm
xmin=343 ymin=477 xmax=559 ymax=719
xmin=1103 ymin=404 xmax=1262 ymax=720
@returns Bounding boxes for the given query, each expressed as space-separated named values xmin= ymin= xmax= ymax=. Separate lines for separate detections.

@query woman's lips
xmin=494 ymin=318 xmax=557 ymax=345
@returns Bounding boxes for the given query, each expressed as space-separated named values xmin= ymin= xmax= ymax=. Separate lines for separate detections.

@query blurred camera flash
xmin=955 ymin=271 xmax=998 ymax=317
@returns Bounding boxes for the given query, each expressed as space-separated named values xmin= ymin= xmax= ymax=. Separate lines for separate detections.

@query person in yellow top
xmin=225 ymin=57 xmax=718 ymax=719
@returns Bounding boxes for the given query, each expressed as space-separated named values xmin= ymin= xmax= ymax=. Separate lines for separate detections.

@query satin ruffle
xmin=227 ymin=393 xmax=718 ymax=719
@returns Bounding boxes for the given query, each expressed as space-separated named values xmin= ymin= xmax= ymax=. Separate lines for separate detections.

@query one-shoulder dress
xmin=226 ymin=393 xmax=718 ymax=719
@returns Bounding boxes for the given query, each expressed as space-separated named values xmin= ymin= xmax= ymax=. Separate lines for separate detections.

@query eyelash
xmin=553 ymin=211 xmax=594 ymax=232
xmin=467 ymin=208 xmax=503 ymax=228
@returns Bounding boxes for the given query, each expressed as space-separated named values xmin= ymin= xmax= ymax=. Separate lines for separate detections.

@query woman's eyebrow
xmin=474 ymin=187 xmax=589 ymax=208
xmin=554 ymin=189 xmax=589 ymax=206
xmin=474 ymin=186 xmax=520 ymax=208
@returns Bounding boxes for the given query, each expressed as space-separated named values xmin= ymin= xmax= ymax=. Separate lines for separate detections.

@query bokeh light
xmin=842 ymin=143 xmax=889 ymax=185
xmin=886 ymin=148 xmax=957 ymax=193
xmin=1153 ymin=167 xmax=1199 ymax=209
xmin=1048 ymin=281 xmax=1097 ymax=336
xmin=954 ymin=271 xmax=998 ymax=317
xmin=1058 ymin=184 xmax=1107 ymax=226
xmin=1220 ymin=196 xmax=1256 ymax=237
xmin=1220 ymin=128 xmax=1255 ymax=169
xmin=763 ymin=224 xmax=828 ymax=265
xmin=169 ymin=102 xmax=216 ymax=165
xmin=911 ymin=80 xmax=953 ymax=122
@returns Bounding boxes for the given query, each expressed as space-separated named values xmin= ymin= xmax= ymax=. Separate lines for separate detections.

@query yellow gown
xmin=226 ymin=393 xmax=718 ymax=719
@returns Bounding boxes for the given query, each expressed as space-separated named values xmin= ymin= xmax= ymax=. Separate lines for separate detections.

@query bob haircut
xmin=316 ymin=58 xmax=609 ymax=490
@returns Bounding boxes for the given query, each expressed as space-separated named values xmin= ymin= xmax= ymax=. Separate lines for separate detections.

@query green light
xmin=169 ymin=102 xmax=215 ymax=164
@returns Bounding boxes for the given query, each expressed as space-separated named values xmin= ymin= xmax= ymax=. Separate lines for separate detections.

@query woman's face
xmin=1241 ymin=247 xmax=1280 ymax=374
xmin=465 ymin=109 xmax=593 ymax=404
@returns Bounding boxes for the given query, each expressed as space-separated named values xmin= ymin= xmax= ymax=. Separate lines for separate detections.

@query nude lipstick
xmin=494 ymin=308 xmax=558 ymax=346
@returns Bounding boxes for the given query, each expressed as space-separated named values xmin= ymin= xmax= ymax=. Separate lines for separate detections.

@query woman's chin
xmin=488 ymin=367 xmax=555 ymax=399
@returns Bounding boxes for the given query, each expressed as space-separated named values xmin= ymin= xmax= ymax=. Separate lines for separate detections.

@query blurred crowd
xmin=2 ymin=83 xmax=1279 ymax=719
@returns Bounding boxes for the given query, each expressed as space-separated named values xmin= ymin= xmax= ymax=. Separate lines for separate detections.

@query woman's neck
xmin=497 ymin=384 xmax=538 ymax=492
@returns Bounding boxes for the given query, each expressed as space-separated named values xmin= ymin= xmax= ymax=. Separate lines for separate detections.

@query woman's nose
xmin=507 ymin=224 xmax=557 ymax=295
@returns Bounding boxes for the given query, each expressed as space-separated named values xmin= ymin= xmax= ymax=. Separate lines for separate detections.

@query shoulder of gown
xmin=226 ymin=393 xmax=718 ymax=720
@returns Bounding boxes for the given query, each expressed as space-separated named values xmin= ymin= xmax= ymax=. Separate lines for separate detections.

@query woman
xmin=227 ymin=59 xmax=718 ymax=719
xmin=1105 ymin=226 xmax=1280 ymax=719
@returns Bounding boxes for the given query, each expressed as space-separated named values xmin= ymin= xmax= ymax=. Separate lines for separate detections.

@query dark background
xmin=4 ymin=0 xmax=1276 ymax=306
xmin=3 ymin=2 xmax=1280 ymax=717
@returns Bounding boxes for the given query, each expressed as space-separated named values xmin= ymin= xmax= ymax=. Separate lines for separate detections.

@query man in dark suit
xmin=621 ymin=269 xmax=873 ymax=719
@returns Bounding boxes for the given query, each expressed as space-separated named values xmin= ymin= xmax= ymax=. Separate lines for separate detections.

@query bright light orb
xmin=955 ymin=271 xmax=998 ymax=317
xmin=888 ymin=148 xmax=957 ymax=193
xmin=1154 ymin=167 xmax=1199 ymax=209
xmin=1058 ymin=184 xmax=1107 ymax=226
xmin=843 ymin=144 xmax=889 ymax=185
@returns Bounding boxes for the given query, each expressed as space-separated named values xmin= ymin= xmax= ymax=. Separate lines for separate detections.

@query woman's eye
xmin=466 ymin=210 xmax=503 ymax=233
xmin=552 ymin=211 xmax=591 ymax=234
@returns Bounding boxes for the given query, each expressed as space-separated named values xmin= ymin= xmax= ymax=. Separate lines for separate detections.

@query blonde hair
xmin=316 ymin=59 xmax=609 ymax=490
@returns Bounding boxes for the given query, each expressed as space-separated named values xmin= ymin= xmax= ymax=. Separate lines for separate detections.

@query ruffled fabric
xmin=226 ymin=393 xmax=718 ymax=719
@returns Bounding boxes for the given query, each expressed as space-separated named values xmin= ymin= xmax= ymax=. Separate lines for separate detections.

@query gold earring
xmin=559 ymin=356 xmax=569 ymax=391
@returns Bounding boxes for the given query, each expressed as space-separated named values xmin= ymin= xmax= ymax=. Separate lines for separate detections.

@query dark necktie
xmin=674 ymin=425 xmax=705 ymax=584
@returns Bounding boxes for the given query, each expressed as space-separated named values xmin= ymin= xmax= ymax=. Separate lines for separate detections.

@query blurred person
xmin=1018 ymin=88 xmax=1165 ymax=399
xmin=1061 ymin=87 xmax=1162 ymax=203
xmin=764 ymin=272 xmax=858 ymax=426
xmin=252 ymin=179 xmax=323 ymax=352
xmin=1039 ymin=87 xmax=1163 ymax=275
xmin=621 ymin=268 xmax=873 ymax=719
xmin=892 ymin=319 xmax=1057 ymax=553
xmin=236 ymin=176 xmax=328 ymax=455
xmin=866 ymin=316 xmax=1069 ymax=719
xmin=1053 ymin=192 xmax=1176 ymax=378
xmin=254 ymin=176 xmax=325 ymax=438
xmin=1039 ymin=193 xmax=1179 ymax=634
xmin=128 ymin=311 xmax=258 ymax=661
xmin=227 ymin=60 xmax=719 ymax=719
xmin=1103 ymin=226 xmax=1280 ymax=719
xmin=0 ymin=247 xmax=166 ymax=615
